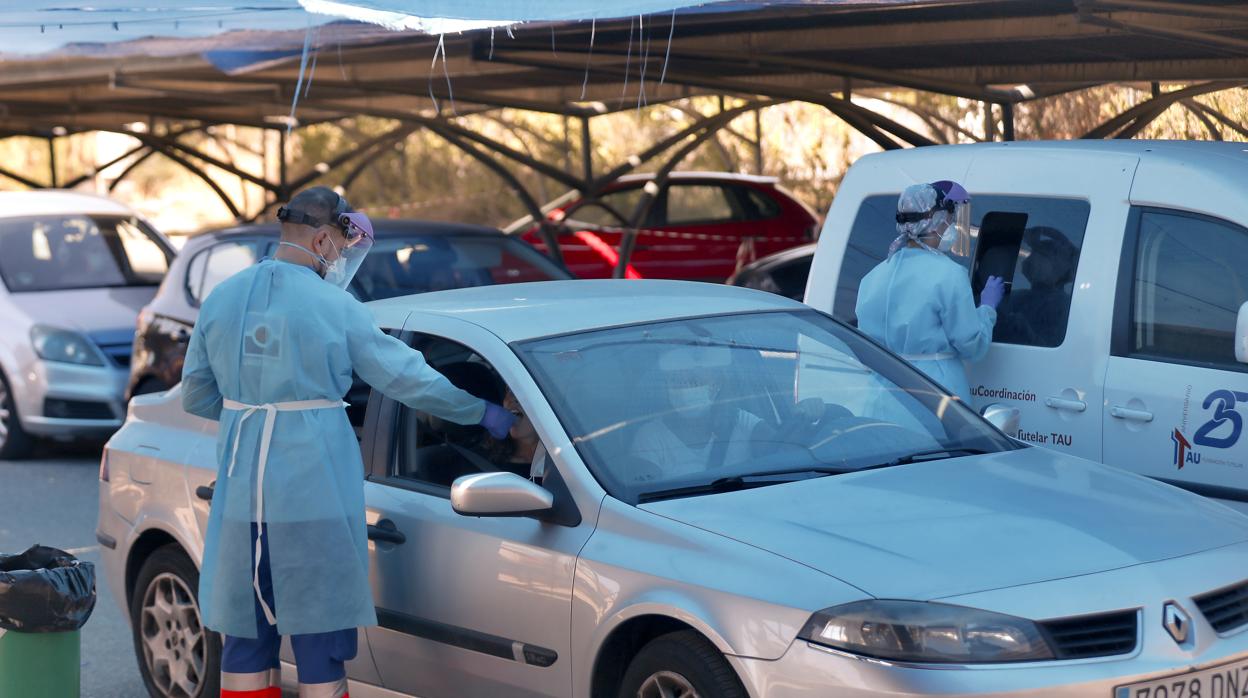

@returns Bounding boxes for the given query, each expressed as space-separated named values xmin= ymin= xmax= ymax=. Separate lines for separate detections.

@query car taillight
xmin=99 ymin=449 xmax=110 ymax=482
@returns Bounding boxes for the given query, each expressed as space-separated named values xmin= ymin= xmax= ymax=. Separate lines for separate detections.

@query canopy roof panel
xmin=0 ymin=0 xmax=1246 ymax=135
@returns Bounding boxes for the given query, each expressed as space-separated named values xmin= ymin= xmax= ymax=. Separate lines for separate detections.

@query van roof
xmin=862 ymin=139 xmax=1248 ymax=171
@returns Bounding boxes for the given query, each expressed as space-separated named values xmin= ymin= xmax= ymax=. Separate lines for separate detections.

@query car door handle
xmin=367 ymin=520 xmax=406 ymax=545
xmin=1045 ymin=397 xmax=1087 ymax=413
xmin=195 ymin=481 xmax=215 ymax=501
xmin=1110 ymin=406 xmax=1154 ymax=423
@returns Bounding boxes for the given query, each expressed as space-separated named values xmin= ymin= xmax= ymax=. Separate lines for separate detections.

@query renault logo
xmin=1164 ymin=602 xmax=1192 ymax=645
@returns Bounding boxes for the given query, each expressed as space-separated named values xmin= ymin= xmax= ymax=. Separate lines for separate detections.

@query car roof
xmin=741 ymin=243 xmax=817 ymax=273
xmin=370 ymin=279 xmax=806 ymax=343
xmin=0 ymin=190 xmax=135 ymax=218
xmin=612 ymin=171 xmax=780 ymax=186
xmin=197 ymin=219 xmax=507 ymax=240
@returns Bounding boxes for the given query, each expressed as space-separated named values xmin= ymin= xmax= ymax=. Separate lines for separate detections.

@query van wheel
xmin=131 ymin=546 xmax=220 ymax=698
xmin=0 ymin=369 xmax=33 ymax=460
xmin=618 ymin=630 xmax=747 ymax=698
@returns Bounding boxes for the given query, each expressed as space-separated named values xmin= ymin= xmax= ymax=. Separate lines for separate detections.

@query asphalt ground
xmin=0 ymin=440 xmax=148 ymax=697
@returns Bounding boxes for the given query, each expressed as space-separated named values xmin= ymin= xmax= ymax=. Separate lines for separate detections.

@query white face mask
xmin=937 ymin=221 xmax=958 ymax=252
xmin=669 ymin=385 xmax=715 ymax=419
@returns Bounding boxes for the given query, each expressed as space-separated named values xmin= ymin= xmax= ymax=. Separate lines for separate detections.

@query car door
xmin=362 ymin=322 xmax=596 ymax=698
xmin=1103 ymin=207 xmax=1248 ymax=514
xmin=962 ymin=152 xmax=1138 ymax=461
xmin=643 ymin=182 xmax=761 ymax=281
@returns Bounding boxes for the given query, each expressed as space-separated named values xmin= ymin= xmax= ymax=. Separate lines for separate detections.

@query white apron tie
xmin=222 ymin=397 xmax=346 ymax=626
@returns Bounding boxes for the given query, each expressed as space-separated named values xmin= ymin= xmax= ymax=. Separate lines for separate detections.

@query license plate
xmin=1116 ymin=659 xmax=1248 ymax=698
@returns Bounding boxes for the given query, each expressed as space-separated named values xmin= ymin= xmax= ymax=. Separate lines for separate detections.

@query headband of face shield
xmin=276 ymin=193 xmax=374 ymax=289
xmin=889 ymin=180 xmax=972 ymax=257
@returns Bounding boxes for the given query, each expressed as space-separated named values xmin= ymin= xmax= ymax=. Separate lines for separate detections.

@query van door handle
xmin=1045 ymin=397 xmax=1087 ymax=413
xmin=1111 ymin=406 xmax=1154 ymax=423
xmin=367 ymin=519 xmax=406 ymax=545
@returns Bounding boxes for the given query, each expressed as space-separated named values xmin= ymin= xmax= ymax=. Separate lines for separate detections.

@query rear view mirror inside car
xmin=1237 ymin=301 xmax=1248 ymax=364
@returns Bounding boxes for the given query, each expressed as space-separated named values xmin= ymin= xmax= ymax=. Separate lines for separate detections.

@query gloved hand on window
xmin=479 ymin=402 xmax=517 ymax=440
xmin=980 ymin=276 xmax=1006 ymax=310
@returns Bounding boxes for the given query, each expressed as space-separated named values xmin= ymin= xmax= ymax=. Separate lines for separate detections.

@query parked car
xmin=0 ymin=191 xmax=173 ymax=458
xmin=100 ymin=279 xmax=1248 ymax=698
xmin=126 ymin=220 xmax=573 ymax=400
xmin=804 ymin=140 xmax=1248 ymax=516
xmin=727 ymin=242 xmax=814 ymax=300
xmin=505 ymin=172 xmax=819 ymax=282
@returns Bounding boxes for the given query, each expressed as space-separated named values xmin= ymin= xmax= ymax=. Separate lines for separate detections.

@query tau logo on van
xmin=1163 ymin=602 xmax=1192 ymax=645
xmin=1171 ymin=429 xmax=1198 ymax=469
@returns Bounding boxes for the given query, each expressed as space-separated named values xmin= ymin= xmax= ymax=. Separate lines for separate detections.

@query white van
xmin=805 ymin=140 xmax=1248 ymax=513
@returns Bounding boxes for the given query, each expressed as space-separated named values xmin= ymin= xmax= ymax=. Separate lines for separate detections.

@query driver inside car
xmin=629 ymin=346 xmax=831 ymax=478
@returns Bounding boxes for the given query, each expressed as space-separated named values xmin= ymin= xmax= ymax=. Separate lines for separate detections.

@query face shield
xmin=322 ymin=211 xmax=374 ymax=290
xmin=931 ymin=180 xmax=972 ymax=257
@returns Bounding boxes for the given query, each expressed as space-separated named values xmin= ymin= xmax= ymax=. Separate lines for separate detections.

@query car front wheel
xmin=0 ymin=369 xmax=33 ymax=459
xmin=618 ymin=630 xmax=747 ymax=698
xmin=131 ymin=545 xmax=220 ymax=698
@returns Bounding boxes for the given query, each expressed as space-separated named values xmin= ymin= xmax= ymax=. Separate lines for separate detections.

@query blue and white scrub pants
xmin=220 ymin=524 xmax=357 ymax=698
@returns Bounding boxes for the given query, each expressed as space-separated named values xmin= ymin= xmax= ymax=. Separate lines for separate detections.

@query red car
xmin=505 ymin=172 xmax=820 ymax=281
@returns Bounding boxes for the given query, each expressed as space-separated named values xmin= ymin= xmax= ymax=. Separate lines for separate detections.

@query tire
xmin=0 ymin=369 xmax=34 ymax=460
xmin=130 ymin=546 xmax=221 ymax=698
xmin=618 ymin=630 xmax=748 ymax=698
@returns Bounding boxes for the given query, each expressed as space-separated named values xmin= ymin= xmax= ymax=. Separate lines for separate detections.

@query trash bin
xmin=0 ymin=545 xmax=96 ymax=698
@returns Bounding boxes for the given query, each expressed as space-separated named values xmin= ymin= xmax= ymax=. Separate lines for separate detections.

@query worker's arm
xmin=345 ymin=308 xmax=486 ymax=425
xmin=940 ymin=270 xmax=997 ymax=363
xmin=181 ymin=320 xmax=223 ymax=421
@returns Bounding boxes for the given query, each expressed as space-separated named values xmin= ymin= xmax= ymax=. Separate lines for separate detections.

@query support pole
xmin=278 ymin=128 xmax=289 ymax=201
xmin=754 ymin=109 xmax=764 ymax=174
xmin=1002 ymin=102 xmax=1016 ymax=141
xmin=48 ymin=138 xmax=58 ymax=188
xmin=580 ymin=116 xmax=593 ymax=183
xmin=983 ymin=103 xmax=995 ymax=142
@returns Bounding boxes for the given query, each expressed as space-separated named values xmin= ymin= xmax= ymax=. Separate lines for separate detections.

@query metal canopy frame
xmin=1 ymin=0 xmax=1246 ymax=269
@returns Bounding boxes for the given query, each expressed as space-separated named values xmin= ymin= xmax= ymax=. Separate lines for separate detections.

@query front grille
xmin=44 ymin=398 xmax=115 ymax=420
xmin=1195 ymin=580 xmax=1248 ymax=634
xmin=1040 ymin=610 xmax=1138 ymax=659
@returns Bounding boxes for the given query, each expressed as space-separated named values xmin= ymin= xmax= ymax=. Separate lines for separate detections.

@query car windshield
xmin=518 ymin=310 xmax=1017 ymax=504
xmin=0 ymin=215 xmax=169 ymax=293
xmin=349 ymin=234 xmax=570 ymax=301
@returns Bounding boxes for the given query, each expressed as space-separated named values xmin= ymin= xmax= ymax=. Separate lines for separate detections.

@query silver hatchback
xmin=0 ymin=191 xmax=172 ymax=458
xmin=99 ymin=281 xmax=1248 ymax=698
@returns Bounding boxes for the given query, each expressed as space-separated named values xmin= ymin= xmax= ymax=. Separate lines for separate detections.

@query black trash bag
xmin=0 ymin=545 xmax=96 ymax=633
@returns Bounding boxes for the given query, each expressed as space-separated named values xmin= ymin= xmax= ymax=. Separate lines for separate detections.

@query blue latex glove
xmin=479 ymin=402 xmax=517 ymax=440
xmin=980 ymin=276 xmax=1006 ymax=310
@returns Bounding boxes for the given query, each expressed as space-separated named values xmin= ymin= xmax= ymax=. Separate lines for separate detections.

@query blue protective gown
xmin=182 ymin=258 xmax=486 ymax=639
xmin=855 ymin=247 xmax=997 ymax=402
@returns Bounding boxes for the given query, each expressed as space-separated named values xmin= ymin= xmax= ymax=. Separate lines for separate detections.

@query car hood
xmin=6 ymin=286 xmax=154 ymax=336
xmin=641 ymin=448 xmax=1248 ymax=600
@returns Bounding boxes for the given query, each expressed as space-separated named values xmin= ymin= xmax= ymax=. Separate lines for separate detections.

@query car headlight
xmin=30 ymin=325 xmax=105 ymax=366
xmin=799 ymin=600 xmax=1054 ymax=664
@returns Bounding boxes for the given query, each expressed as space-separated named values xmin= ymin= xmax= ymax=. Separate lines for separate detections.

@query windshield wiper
xmin=638 ymin=467 xmax=843 ymax=503
xmin=851 ymin=447 xmax=992 ymax=474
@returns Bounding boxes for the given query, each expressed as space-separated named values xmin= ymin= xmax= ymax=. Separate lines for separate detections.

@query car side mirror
xmin=1237 ymin=301 xmax=1248 ymax=364
xmin=451 ymin=472 xmax=554 ymax=518
xmin=981 ymin=403 xmax=1021 ymax=436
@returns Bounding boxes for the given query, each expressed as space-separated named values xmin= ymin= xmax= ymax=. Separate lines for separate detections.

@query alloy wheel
xmin=139 ymin=572 xmax=207 ymax=698
xmin=638 ymin=670 xmax=700 ymax=698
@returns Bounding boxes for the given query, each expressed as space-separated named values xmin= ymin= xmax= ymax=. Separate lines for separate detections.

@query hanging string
xmin=580 ymin=18 xmax=596 ymax=101
xmin=618 ymin=16 xmax=635 ymax=110
xmin=303 ymin=27 xmax=321 ymax=99
xmin=286 ymin=24 xmax=315 ymax=136
xmin=489 ymin=27 xmax=495 ymax=60
xmin=659 ymin=9 xmax=676 ymax=86
xmin=551 ymin=25 xmax=557 ymax=56
xmin=638 ymin=15 xmax=653 ymax=110
xmin=429 ymin=34 xmax=457 ymax=116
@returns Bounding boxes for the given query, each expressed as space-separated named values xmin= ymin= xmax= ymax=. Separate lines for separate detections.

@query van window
xmin=834 ymin=194 xmax=1089 ymax=349
xmin=1123 ymin=209 xmax=1248 ymax=371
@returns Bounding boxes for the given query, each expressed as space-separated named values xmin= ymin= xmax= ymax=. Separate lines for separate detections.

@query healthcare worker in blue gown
xmin=181 ymin=187 xmax=516 ymax=698
xmin=855 ymin=181 xmax=1006 ymax=403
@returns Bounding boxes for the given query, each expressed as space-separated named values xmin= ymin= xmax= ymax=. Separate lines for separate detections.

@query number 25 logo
xmin=1194 ymin=390 xmax=1248 ymax=450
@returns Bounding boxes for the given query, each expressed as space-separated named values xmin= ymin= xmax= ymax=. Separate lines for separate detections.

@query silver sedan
xmin=99 ymin=280 xmax=1248 ymax=697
